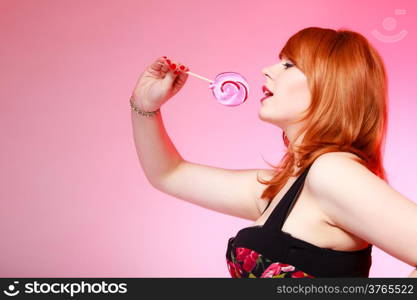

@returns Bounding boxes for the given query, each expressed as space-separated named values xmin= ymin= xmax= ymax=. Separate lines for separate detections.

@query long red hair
xmin=257 ymin=27 xmax=389 ymax=202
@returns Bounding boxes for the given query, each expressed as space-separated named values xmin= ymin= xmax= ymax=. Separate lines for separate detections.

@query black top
xmin=225 ymin=164 xmax=372 ymax=278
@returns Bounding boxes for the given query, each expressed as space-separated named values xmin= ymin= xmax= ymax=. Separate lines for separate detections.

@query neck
xmin=284 ymin=128 xmax=305 ymax=166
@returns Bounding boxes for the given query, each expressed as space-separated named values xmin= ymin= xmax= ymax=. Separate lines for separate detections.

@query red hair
xmin=258 ymin=26 xmax=389 ymax=202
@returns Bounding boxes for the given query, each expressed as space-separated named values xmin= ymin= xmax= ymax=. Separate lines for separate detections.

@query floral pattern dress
xmin=227 ymin=245 xmax=315 ymax=278
xmin=225 ymin=164 xmax=372 ymax=278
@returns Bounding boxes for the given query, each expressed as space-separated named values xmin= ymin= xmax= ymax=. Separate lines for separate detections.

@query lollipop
xmin=185 ymin=70 xmax=249 ymax=106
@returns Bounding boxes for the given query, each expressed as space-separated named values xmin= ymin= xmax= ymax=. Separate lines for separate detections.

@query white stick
xmin=185 ymin=71 xmax=214 ymax=83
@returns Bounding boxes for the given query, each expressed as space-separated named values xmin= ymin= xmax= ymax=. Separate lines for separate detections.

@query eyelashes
xmin=283 ymin=62 xmax=294 ymax=70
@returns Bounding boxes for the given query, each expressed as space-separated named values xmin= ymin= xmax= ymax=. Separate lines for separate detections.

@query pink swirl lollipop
xmin=185 ymin=70 xmax=249 ymax=106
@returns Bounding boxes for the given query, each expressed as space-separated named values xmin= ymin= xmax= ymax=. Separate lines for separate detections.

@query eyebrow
xmin=281 ymin=56 xmax=293 ymax=64
xmin=278 ymin=55 xmax=290 ymax=62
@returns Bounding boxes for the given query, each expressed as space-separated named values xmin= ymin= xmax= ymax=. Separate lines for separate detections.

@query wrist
xmin=130 ymin=95 xmax=160 ymax=117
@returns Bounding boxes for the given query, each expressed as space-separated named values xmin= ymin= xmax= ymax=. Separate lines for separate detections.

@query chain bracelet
xmin=129 ymin=95 xmax=160 ymax=117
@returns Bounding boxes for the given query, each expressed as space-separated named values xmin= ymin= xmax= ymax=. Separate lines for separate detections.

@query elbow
xmin=148 ymin=175 xmax=169 ymax=192
xmin=147 ymin=177 xmax=163 ymax=191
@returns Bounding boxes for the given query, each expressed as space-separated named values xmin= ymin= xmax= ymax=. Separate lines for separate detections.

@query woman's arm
xmin=131 ymin=106 xmax=276 ymax=221
xmin=307 ymin=153 xmax=417 ymax=268
xmin=131 ymin=108 xmax=183 ymax=188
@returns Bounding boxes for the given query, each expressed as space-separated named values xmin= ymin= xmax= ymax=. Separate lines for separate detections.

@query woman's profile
xmin=130 ymin=27 xmax=417 ymax=278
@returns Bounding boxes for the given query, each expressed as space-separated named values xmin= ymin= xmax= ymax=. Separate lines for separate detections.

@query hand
xmin=131 ymin=56 xmax=189 ymax=112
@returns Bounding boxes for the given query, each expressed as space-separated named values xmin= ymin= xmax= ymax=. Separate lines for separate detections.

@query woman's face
xmin=258 ymin=56 xmax=311 ymax=130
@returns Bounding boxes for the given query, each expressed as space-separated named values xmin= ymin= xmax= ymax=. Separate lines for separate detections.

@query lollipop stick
xmin=185 ymin=71 xmax=214 ymax=83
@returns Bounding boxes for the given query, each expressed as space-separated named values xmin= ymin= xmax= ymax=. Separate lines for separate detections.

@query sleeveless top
xmin=225 ymin=164 xmax=373 ymax=278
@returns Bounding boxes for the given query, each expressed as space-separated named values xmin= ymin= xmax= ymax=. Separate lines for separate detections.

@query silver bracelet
xmin=129 ymin=96 xmax=160 ymax=117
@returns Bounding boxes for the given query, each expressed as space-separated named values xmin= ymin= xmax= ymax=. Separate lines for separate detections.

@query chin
xmin=258 ymin=109 xmax=275 ymax=124
xmin=258 ymin=109 xmax=286 ymax=128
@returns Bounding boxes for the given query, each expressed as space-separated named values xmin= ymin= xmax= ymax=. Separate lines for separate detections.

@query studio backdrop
xmin=1 ymin=0 xmax=416 ymax=277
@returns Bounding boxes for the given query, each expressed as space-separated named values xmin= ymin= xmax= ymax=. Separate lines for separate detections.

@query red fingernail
xmin=166 ymin=59 xmax=171 ymax=64
xmin=170 ymin=63 xmax=176 ymax=70
xmin=174 ymin=71 xmax=179 ymax=75
xmin=179 ymin=65 xmax=185 ymax=71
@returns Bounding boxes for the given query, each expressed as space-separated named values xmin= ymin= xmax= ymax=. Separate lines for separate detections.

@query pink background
xmin=1 ymin=0 xmax=416 ymax=277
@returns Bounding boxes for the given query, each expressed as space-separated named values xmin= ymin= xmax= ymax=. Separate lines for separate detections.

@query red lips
xmin=260 ymin=96 xmax=270 ymax=102
xmin=262 ymin=85 xmax=273 ymax=95
xmin=261 ymin=85 xmax=274 ymax=102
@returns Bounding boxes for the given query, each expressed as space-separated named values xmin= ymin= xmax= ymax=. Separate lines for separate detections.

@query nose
xmin=262 ymin=67 xmax=271 ymax=79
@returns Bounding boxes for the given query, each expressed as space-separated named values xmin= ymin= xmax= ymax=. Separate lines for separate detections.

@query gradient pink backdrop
xmin=1 ymin=0 xmax=416 ymax=277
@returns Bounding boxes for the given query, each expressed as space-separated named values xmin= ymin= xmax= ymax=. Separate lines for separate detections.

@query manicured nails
xmin=162 ymin=56 xmax=189 ymax=74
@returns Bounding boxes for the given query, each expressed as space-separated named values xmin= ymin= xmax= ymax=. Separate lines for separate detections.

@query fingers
xmin=147 ymin=59 xmax=167 ymax=79
xmin=150 ymin=57 xmax=168 ymax=72
xmin=159 ymin=56 xmax=189 ymax=76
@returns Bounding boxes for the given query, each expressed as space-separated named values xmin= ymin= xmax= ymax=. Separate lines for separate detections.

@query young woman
xmin=130 ymin=27 xmax=417 ymax=278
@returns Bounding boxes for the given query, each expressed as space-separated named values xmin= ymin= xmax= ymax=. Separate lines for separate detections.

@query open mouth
xmin=261 ymin=85 xmax=274 ymax=102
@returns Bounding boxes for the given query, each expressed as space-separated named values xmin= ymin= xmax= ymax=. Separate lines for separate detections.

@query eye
xmin=283 ymin=62 xmax=294 ymax=70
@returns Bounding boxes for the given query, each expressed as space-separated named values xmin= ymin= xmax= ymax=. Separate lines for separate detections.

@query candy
xmin=208 ymin=72 xmax=249 ymax=106
xmin=185 ymin=70 xmax=249 ymax=106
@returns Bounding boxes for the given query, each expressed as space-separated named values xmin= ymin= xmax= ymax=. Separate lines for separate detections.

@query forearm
xmin=131 ymin=108 xmax=184 ymax=187
xmin=407 ymin=268 xmax=417 ymax=277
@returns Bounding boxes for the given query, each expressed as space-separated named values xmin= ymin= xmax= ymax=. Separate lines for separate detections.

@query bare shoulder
xmin=305 ymin=151 xmax=417 ymax=266
xmin=306 ymin=152 xmax=370 ymax=204
xmin=307 ymin=151 xmax=367 ymax=184
xmin=311 ymin=152 xmax=362 ymax=170
xmin=305 ymin=151 xmax=370 ymax=225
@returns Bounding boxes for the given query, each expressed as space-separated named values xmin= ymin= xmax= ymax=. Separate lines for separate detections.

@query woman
xmin=130 ymin=27 xmax=417 ymax=278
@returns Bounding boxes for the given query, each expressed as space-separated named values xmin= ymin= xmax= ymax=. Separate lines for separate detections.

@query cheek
xmin=282 ymin=77 xmax=309 ymax=98
xmin=279 ymin=80 xmax=310 ymax=112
